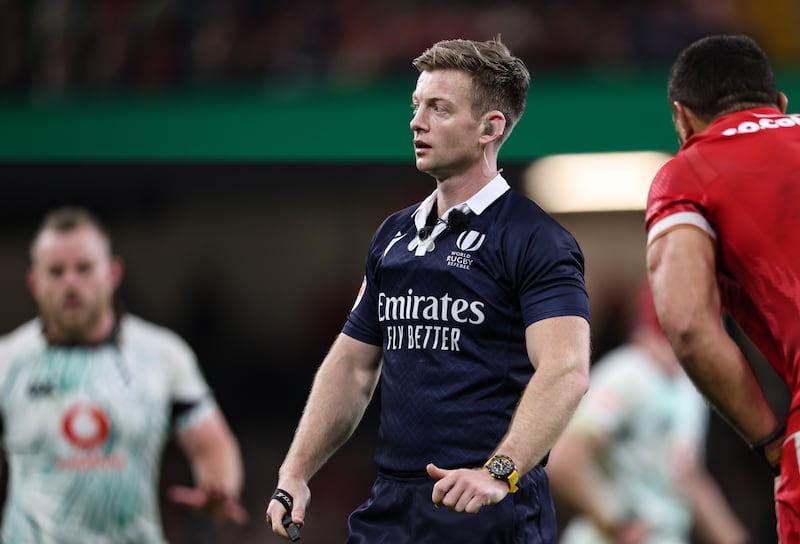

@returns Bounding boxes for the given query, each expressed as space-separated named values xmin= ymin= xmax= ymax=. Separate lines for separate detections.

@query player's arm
xmin=429 ymin=315 xmax=590 ymax=513
xmin=674 ymin=447 xmax=749 ymax=544
xmin=171 ymin=407 xmax=248 ymax=524
xmin=547 ymin=426 xmax=648 ymax=540
xmin=498 ymin=315 xmax=590 ymax=470
xmin=267 ymin=333 xmax=383 ymax=540
xmin=647 ymin=227 xmax=782 ymax=466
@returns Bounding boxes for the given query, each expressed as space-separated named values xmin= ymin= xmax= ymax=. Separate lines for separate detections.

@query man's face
xmin=410 ymin=69 xmax=485 ymax=180
xmin=28 ymin=226 xmax=119 ymax=342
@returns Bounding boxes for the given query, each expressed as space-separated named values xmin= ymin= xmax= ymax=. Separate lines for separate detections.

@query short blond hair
xmin=30 ymin=206 xmax=111 ymax=261
xmin=413 ymin=37 xmax=530 ymax=144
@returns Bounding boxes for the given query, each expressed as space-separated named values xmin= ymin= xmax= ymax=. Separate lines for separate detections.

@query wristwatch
xmin=484 ymin=454 xmax=519 ymax=493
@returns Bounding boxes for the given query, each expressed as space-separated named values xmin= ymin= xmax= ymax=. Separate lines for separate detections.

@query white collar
xmin=412 ymin=174 xmax=510 ymax=232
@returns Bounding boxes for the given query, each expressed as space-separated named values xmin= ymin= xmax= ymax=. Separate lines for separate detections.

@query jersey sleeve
xmin=0 ymin=322 xmax=43 ymax=439
xmin=0 ymin=334 xmax=14 ymax=439
xmin=342 ymin=216 xmax=401 ymax=346
xmin=342 ymin=270 xmax=381 ymax=345
xmin=517 ymin=219 xmax=590 ymax=327
xmin=159 ymin=328 xmax=216 ymax=432
xmin=645 ymin=157 xmax=717 ymax=246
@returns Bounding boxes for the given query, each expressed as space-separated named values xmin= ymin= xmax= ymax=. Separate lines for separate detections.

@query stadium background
xmin=1 ymin=0 xmax=798 ymax=541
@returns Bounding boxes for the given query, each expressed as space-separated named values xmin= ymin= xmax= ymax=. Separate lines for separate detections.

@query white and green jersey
xmin=0 ymin=315 xmax=216 ymax=544
xmin=559 ymin=345 xmax=707 ymax=544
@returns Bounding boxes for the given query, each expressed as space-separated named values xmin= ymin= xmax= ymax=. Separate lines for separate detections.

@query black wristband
xmin=750 ymin=423 xmax=785 ymax=477
xmin=271 ymin=488 xmax=294 ymax=513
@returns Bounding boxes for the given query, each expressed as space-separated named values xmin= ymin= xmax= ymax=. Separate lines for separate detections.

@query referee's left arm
xmin=496 ymin=315 xmax=591 ymax=476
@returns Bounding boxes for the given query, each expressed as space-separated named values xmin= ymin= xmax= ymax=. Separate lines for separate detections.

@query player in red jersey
xmin=645 ymin=34 xmax=800 ymax=542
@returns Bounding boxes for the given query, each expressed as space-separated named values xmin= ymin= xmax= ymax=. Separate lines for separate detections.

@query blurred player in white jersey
xmin=0 ymin=206 xmax=247 ymax=543
xmin=548 ymin=283 xmax=748 ymax=544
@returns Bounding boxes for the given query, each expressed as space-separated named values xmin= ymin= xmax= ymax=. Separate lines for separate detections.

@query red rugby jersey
xmin=646 ymin=107 xmax=800 ymax=409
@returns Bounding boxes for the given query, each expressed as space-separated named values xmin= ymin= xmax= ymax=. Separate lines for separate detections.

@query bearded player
xmin=0 ymin=206 xmax=247 ymax=543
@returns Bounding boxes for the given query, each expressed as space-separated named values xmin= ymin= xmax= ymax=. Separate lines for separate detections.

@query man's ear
xmin=671 ymin=101 xmax=705 ymax=144
xmin=26 ymin=266 xmax=37 ymax=298
xmin=778 ymin=92 xmax=789 ymax=113
xmin=111 ymin=256 xmax=124 ymax=290
xmin=671 ymin=101 xmax=690 ymax=144
xmin=479 ymin=111 xmax=506 ymax=145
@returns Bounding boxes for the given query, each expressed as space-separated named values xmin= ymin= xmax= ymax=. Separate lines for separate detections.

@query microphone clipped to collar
xmin=418 ymin=208 xmax=470 ymax=240
xmin=446 ymin=208 xmax=470 ymax=233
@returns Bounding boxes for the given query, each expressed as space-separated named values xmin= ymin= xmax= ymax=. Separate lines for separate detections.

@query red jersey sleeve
xmin=645 ymin=154 xmax=717 ymax=246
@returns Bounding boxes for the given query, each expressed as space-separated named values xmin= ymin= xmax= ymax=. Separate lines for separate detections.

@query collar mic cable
xmin=418 ymin=208 xmax=470 ymax=240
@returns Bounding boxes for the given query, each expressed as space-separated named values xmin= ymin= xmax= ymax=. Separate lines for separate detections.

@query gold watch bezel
xmin=484 ymin=455 xmax=519 ymax=493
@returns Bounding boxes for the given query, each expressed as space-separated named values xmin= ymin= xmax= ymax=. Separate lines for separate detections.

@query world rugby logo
xmin=456 ymin=230 xmax=485 ymax=252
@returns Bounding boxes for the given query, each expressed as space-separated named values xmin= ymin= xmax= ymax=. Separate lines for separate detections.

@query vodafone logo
xmin=722 ymin=115 xmax=800 ymax=136
xmin=62 ymin=403 xmax=110 ymax=450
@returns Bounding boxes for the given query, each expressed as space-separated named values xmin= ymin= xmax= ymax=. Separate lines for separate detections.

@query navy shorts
xmin=347 ymin=465 xmax=557 ymax=543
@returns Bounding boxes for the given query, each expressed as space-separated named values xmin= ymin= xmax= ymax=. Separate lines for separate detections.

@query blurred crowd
xmin=0 ymin=0 xmax=764 ymax=94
